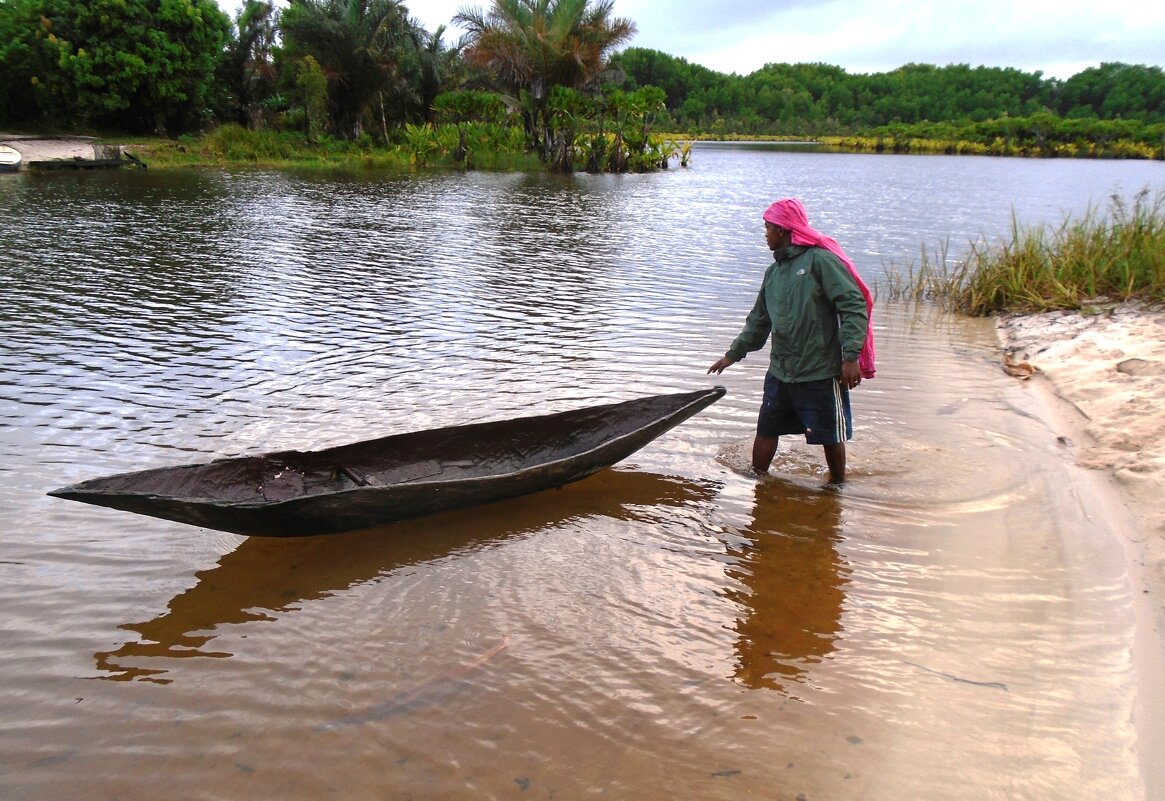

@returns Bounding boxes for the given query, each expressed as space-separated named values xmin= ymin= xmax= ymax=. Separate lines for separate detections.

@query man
xmin=708 ymin=198 xmax=874 ymax=483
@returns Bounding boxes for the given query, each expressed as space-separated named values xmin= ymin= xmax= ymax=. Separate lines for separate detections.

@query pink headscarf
xmin=763 ymin=198 xmax=876 ymax=379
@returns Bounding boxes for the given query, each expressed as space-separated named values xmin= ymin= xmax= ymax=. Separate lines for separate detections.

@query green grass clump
xmin=882 ymin=188 xmax=1165 ymax=315
xmin=878 ymin=239 xmax=970 ymax=310
xmin=201 ymin=125 xmax=299 ymax=161
xmin=116 ymin=123 xmax=540 ymax=173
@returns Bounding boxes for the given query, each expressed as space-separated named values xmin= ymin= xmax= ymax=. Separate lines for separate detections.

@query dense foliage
xmin=1 ymin=0 xmax=1163 ymax=161
xmin=583 ymin=52 xmax=1165 ymax=161
xmin=0 ymin=0 xmax=231 ymax=133
xmin=610 ymin=50 xmax=1165 ymax=132
xmin=278 ymin=0 xmax=427 ymax=140
xmin=454 ymin=0 xmax=635 ymax=159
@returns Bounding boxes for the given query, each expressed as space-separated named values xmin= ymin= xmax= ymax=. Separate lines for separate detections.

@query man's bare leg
xmin=752 ymin=435 xmax=778 ymax=474
xmin=823 ymin=443 xmax=846 ymax=483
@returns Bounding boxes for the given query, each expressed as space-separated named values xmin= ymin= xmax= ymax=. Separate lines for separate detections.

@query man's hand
xmin=707 ymin=356 xmax=737 ymax=375
xmin=839 ymin=359 xmax=861 ymax=389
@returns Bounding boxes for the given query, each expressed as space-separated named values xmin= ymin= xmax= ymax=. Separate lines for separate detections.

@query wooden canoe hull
xmin=49 ymin=386 xmax=726 ymax=537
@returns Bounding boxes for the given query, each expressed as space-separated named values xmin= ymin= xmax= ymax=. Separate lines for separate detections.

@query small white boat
xmin=0 ymin=144 xmax=22 ymax=172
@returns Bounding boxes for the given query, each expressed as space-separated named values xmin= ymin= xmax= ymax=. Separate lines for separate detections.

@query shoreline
xmin=0 ymin=134 xmax=135 ymax=171
xmin=996 ymin=300 xmax=1165 ymax=797
xmin=4 ymin=133 xmax=1160 ymax=174
xmin=997 ymin=300 xmax=1165 ymax=588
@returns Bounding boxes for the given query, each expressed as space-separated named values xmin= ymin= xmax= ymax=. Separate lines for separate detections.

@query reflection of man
xmin=724 ymin=481 xmax=848 ymax=693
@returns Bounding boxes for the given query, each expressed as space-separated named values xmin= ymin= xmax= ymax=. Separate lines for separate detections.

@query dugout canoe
xmin=49 ymin=386 xmax=726 ymax=538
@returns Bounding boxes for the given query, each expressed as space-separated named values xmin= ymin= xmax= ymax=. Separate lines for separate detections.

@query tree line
xmin=611 ymin=50 xmax=1165 ymax=157
xmin=2 ymin=0 xmax=1163 ymax=166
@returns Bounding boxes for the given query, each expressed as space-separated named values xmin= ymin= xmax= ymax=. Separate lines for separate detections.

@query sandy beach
xmin=998 ymin=300 xmax=1165 ymax=788
xmin=998 ymin=301 xmax=1165 ymax=591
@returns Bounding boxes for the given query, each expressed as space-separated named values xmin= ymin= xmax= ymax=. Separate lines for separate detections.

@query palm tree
xmin=280 ymin=0 xmax=425 ymax=139
xmin=416 ymin=24 xmax=466 ymax=123
xmin=454 ymin=0 xmax=636 ymax=157
xmin=218 ymin=0 xmax=279 ymax=129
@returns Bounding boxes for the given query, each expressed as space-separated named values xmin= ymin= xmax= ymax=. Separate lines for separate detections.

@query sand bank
xmin=998 ymin=301 xmax=1165 ymax=588
xmin=0 ymin=135 xmax=131 ymax=169
xmin=998 ymin=300 xmax=1165 ymax=793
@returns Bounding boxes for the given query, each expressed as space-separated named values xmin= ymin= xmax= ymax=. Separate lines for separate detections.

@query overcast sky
xmin=396 ymin=0 xmax=1164 ymax=80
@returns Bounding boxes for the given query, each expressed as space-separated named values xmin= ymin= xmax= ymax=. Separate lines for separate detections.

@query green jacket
xmin=726 ymin=245 xmax=869 ymax=383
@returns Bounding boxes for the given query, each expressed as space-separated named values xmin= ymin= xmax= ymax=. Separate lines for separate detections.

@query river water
xmin=2 ymin=146 xmax=1164 ymax=800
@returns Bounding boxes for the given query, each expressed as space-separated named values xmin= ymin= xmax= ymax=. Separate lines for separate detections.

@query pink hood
xmin=763 ymin=198 xmax=876 ymax=379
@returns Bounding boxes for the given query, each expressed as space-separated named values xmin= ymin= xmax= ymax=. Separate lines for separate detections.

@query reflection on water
xmin=725 ymin=480 xmax=847 ymax=694
xmin=94 ymin=469 xmax=716 ymax=683
xmin=315 ymin=634 xmax=512 ymax=732
xmin=2 ymin=150 xmax=1162 ymax=800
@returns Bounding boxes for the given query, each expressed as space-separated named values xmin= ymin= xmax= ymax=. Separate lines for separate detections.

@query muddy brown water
xmin=2 ymin=148 xmax=1163 ymax=799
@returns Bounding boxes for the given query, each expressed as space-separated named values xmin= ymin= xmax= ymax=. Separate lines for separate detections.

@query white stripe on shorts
xmin=830 ymin=380 xmax=846 ymax=442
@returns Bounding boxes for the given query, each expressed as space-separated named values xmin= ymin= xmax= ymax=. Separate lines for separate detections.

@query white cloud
xmin=616 ymin=0 xmax=1164 ymax=78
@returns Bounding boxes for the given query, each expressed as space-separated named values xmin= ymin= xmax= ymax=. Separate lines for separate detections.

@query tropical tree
xmin=544 ymin=85 xmax=592 ymax=169
xmin=296 ymin=55 xmax=330 ymax=138
xmin=1057 ymin=63 xmax=1165 ymax=122
xmin=215 ymin=0 xmax=280 ymax=129
xmin=0 ymin=0 xmax=230 ymax=133
xmin=279 ymin=0 xmax=426 ymax=140
xmin=415 ymin=25 xmax=466 ymax=123
xmin=0 ymin=0 xmax=67 ymax=126
xmin=454 ymin=0 xmax=636 ymax=158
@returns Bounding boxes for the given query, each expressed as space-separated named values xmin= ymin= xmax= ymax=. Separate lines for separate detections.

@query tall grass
xmin=141 ymin=123 xmax=542 ymax=172
xmin=201 ymin=125 xmax=297 ymax=161
xmin=881 ymin=188 xmax=1165 ymax=315
xmin=879 ymin=239 xmax=972 ymax=311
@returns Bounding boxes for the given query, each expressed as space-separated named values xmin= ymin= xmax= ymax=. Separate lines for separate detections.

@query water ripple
xmin=2 ymin=151 xmax=1160 ymax=801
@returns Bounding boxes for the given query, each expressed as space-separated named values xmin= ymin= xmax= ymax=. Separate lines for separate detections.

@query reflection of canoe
xmin=0 ymin=145 xmax=21 ymax=172
xmin=51 ymin=386 xmax=726 ymax=538
xmin=93 ymin=469 xmax=717 ymax=682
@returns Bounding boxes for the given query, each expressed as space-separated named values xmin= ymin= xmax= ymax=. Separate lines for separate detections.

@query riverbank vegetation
xmin=612 ymin=54 xmax=1165 ymax=158
xmin=883 ymin=189 xmax=1165 ymax=314
xmin=816 ymin=116 xmax=1160 ymax=160
xmin=2 ymin=1 xmax=1163 ymax=170
xmin=1 ymin=0 xmax=681 ymax=173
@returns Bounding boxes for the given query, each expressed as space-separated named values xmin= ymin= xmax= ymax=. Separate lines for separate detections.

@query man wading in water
xmin=708 ymin=198 xmax=874 ymax=483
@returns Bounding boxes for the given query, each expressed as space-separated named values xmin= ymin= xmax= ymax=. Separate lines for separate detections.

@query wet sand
xmin=997 ymin=300 xmax=1165 ymax=796
xmin=999 ymin=302 xmax=1165 ymax=594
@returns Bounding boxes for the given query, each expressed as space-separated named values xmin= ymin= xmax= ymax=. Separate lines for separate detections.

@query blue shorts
xmin=757 ymin=372 xmax=852 ymax=444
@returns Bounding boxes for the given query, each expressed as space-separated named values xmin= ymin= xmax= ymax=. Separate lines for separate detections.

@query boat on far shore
xmin=0 ymin=144 xmax=21 ymax=172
